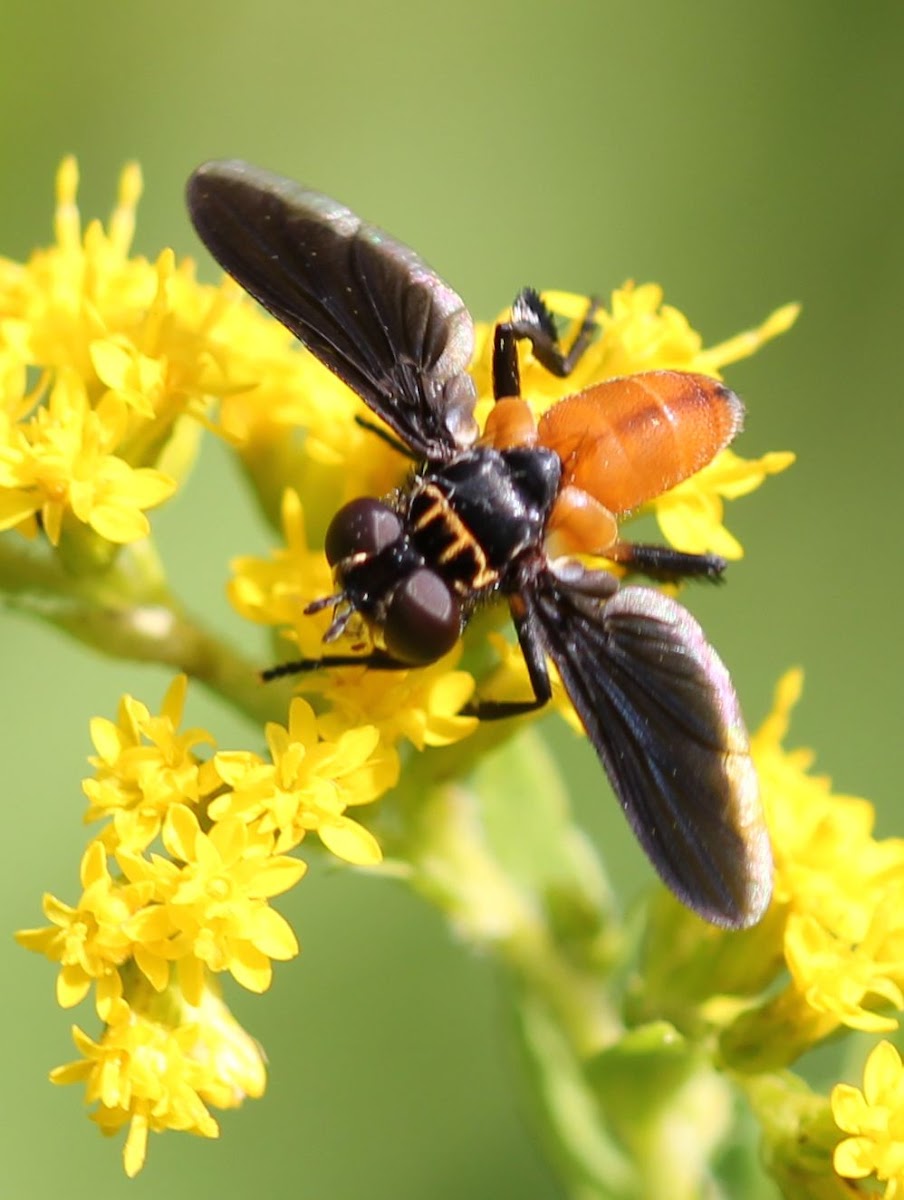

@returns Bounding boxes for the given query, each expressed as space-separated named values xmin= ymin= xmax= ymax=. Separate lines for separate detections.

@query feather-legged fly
xmin=187 ymin=161 xmax=772 ymax=929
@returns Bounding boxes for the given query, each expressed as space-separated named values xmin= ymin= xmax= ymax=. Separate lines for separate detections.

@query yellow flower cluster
xmin=51 ymin=983 xmax=266 ymax=1179
xmin=759 ymin=672 xmax=904 ymax=1041
xmin=10 ymin=162 xmax=804 ymax=1182
xmin=636 ymin=673 xmax=904 ymax=1194
xmin=752 ymin=678 xmax=904 ymax=1196
xmin=0 ymin=159 xmax=188 ymax=551
xmin=0 ymin=158 xmax=399 ymax=563
xmin=17 ymin=675 xmax=394 ymax=1173
xmin=833 ymin=1040 xmax=904 ymax=1197
xmin=708 ymin=670 xmax=904 ymax=1081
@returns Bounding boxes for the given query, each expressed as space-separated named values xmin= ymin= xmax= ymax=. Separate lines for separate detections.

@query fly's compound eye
xmin=384 ymin=569 xmax=462 ymax=665
xmin=325 ymin=498 xmax=403 ymax=565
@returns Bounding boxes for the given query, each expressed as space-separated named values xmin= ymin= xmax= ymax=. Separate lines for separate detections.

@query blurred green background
xmin=2 ymin=1 xmax=903 ymax=1196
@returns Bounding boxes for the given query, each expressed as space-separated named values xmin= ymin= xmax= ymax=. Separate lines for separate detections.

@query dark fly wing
xmin=187 ymin=161 xmax=478 ymax=459
xmin=526 ymin=577 xmax=772 ymax=928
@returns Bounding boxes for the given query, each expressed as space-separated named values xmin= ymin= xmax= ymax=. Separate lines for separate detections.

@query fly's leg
xmin=606 ymin=541 xmax=727 ymax=584
xmin=261 ymin=650 xmax=414 ymax=683
xmin=354 ymin=415 xmax=417 ymax=459
xmin=463 ymin=596 xmax=552 ymax=720
xmin=492 ymin=290 xmax=601 ymax=399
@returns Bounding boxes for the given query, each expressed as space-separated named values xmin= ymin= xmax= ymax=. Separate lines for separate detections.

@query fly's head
xmin=319 ymin=497 xmax=462 ymax=665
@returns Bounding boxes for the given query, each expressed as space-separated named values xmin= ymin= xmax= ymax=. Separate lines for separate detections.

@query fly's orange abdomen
xmin=537 ymin=370 xmax=743 ymax=515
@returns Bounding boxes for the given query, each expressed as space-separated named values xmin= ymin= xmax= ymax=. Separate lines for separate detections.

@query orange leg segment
xmin=481 ymin=395 xmax=539 ymax=450
xmin=545 ymin=485 xmax=619 ymax=558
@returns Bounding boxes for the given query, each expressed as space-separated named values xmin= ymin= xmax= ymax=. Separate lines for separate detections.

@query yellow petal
xmin=123 ymin=1113 xmax=150 ymax=1178
xmin=319 ymin=817 xmax=383 ymax=866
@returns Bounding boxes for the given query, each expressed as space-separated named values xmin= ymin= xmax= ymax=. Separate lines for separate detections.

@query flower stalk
xmin=0 ymin=533 xmax=288 ymax=724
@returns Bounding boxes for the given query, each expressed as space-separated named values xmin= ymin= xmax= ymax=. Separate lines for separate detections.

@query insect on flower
xmin=187 ymin=161 xmax=773 ymax=929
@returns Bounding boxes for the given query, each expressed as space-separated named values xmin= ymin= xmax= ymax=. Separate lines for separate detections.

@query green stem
xmin=404 ymin=777 xmax=621 ymax=1052
xmin=373 ymin=729 xmax=638 ymax=1197
xmin=0 ymin=533 xmax=291 ymax=726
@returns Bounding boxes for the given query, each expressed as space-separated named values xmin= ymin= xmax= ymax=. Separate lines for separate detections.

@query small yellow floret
xmin=833 ymin=1039 xmax=904 ymax=1196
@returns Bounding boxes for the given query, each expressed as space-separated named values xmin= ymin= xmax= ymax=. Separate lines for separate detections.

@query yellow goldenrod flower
xmin=18 ymin=668 xmax=376 ymax=1172
xmin=707 ymin=672 xmax=904 ymax=1076
xmin=757 ymin=672 xmax=904 ymax=1038
xmin=0 ymin=368 xmax=176 ymax=544
xmin=209 ymin=696 xmax=395 ymax=862
xmin=228 ymin=487 xmax=336 ymax=660
xmin=185 ymin=981 xmax=267 ymax=1108
xmin=784 ymin=903 xmax=904 ymax=1034
xmin=833 ymin=1040 xmax=904 ymax=1196
xmin=16 ymin=839 xmax=151 ymax=1017
xmin=654 ymin=446 xmax=796 ymax=559
xmin=16 ymin=660 xmax=460 ymax=1170
xmin=118 ymin=806 xmax=304 ymax=998
xmin=52 ymin=1015 xmax=220 ymax=1178
xmin=316 ymin=650 xmax=479 ymax=751
xmin=84 ymin=673 xmax=215 ymax=852
xmin=0 ymin=158 xmax=395 ymax=555
xmin=50 ymin=973 xmax=265 ymax=1178
xmin=0 ymin=159 xmax=200 ymax=551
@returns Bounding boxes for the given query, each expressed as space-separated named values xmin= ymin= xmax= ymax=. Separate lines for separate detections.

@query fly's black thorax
xmin=406 ymin=446 xmax=561 ymax=599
